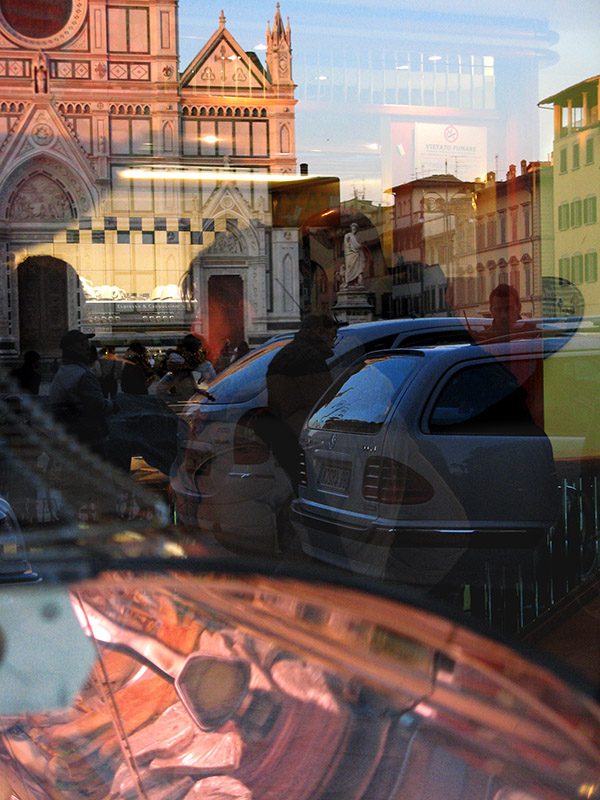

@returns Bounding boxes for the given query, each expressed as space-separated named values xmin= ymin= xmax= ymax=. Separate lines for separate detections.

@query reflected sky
xmin=178 ymin=0 xmax=600 ymax=200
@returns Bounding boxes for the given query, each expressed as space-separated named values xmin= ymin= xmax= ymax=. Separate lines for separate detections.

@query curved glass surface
xmin=0 ymin=1 xmax=600 ymax=792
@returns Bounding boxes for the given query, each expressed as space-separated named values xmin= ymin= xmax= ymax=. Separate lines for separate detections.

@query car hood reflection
xmin=0 ymin=572 xmax=598 ymax=800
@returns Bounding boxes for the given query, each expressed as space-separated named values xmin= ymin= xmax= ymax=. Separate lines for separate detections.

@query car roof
xmin=339 ymin=316 xmax=487 ymax=334
xmin=264 ymin=316 xmax=592 ymax=351
xmin=366 ymin=332 xmax=600 ymax=365
xmin=264 ymin=317 xmax=491 ymax=345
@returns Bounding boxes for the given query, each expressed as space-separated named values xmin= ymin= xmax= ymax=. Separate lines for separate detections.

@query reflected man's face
xmin=490 ymin=296 xmax=521 ymax=330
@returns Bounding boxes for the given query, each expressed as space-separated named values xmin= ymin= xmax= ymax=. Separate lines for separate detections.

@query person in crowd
xmin=216 ymin=338 xmax=233 ymax=372
xmin=154 ymin=352 xmax=215 ymax=402
xmin=49 ymin=330 xmax=118 ymax=456
xmin=97 ymin=345 xmax=122 ymax=398
xmin=179 ymin=333 xmax=217 ymax=386
xmin=9 ymin=350 xmax=41 ymax=395
xmin=266 ymin=313 xmax=337 ymax=490
xmin=152 ymin=348 xmax=176 ymax=381
xmin=121 ymin=341 xmax=153 ymax=395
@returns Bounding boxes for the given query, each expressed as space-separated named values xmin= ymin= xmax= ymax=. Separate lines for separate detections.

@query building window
xmin=511 ymin=209 xmax=518 ymax=241
xmin=280 ymin=124 xmax=291 ymax=154
xmin=476 ymin=219 xmax=485 ymax=250
xmin=571 ymin=198 xmax=582 ymax=227
xmin=523 ymin=205 xmax=530 ymax=238
xmin=585 ymin=251 xmax=598 ymax=282
xmin=584 ymin=195 xmax=597 ymax=224
xmin=558 ymin=203 xmax=570 ymax=230
xmin=559 ymin=148 xmax=567 ymax=173
xmin=571 ymin=253 xmax=584 ymax=284
xmin=586 ymin=137 xmax=594 ymax=165
xmin=510 ymin=270 xmax=520 ymax=295
xmin=108 ymin=7 xmax=150 ymax=54
xmin=558 ymin=256 xmax=570 ymax=281
xmin=477 ymin=272 xmax=485 ymax=301
xmin=524 ymin=264 xmax=532 ymax=296
xmin=572 ymin=141 xmax=580 ymax=169
xmin=110 ymin=117 xmax=152 ymax=155
xmin=487 ymin=217 xmax=496 ymax=247
xmin=438 ymin=286 xmax=446 ymax=310
xmin=499 ymin=212 xmax=506 ymax=243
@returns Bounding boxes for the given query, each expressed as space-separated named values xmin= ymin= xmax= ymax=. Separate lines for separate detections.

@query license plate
xmin=318 ymin=463 xmax=351 ymax=493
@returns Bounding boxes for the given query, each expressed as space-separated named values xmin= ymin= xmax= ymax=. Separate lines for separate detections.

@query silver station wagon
xmin=290 ymin=335 xmax=596 ymax=588
xmin=170 ymin=317 xmax=495 ymax=554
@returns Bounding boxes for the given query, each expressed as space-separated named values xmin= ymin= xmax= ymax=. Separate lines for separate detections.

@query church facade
xmin=0 ymin=0 xmax=299 ymax=356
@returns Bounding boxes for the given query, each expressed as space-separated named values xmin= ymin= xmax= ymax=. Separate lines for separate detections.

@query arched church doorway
xmin=17 ymin=256 xmax=69 ymax=354
xmin=207 ymin=275 xmax=244 ymax=364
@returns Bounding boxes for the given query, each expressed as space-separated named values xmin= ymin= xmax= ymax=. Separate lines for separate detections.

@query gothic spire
xmin=265 ymin=4 xmax=292 ymax=86
xmin=272 ymin=2 xmax=285 ymax=41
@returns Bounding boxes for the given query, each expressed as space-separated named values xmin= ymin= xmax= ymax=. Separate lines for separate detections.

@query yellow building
xmin=539 ymin=76 xmax=600 ymax=318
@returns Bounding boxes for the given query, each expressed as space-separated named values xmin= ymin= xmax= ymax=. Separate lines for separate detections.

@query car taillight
xmin=233 ymin=410 xmax=271 ymax=465
xmin=298 ymin=447 xmax=307 ymax=486
xmin=362 ymin=457 xmax=434 ymax=505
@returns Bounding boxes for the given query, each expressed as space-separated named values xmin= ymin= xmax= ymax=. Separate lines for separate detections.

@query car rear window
xmin=308 ymin=354 xmax=421 ymax=434
xmin=429 ymin=361 xmax=543 ymax=436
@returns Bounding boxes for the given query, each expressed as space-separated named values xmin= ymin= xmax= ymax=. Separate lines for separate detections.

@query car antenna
xmin=462 ymin=311 xmax=475 ymax=339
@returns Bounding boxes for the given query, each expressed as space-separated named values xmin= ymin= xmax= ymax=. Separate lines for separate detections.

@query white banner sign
xmin=414 ymin=123 xmax=487 ymax=181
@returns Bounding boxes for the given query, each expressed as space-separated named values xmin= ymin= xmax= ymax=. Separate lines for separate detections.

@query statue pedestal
xmin=332 ymin=287 xmax=374 ymax=324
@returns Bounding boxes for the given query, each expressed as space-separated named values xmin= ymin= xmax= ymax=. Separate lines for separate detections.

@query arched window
xmin=163 ymin=122 xmax=173 ymax=152
xmin=280 ymin=124 xmax=291 ymax=153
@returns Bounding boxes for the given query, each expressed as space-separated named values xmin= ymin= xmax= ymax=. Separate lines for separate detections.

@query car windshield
xmin=3 ymin=0 xmax=600 ymax=779
xmin=196 ymin=338 xmax=292 ymax=404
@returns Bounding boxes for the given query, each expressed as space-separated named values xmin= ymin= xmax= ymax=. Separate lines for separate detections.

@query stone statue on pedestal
xmin=341 ymin=222 xmax=366 ymax=288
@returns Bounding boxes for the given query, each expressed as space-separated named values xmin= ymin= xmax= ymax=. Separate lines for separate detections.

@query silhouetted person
xmin=49 ymin=330 xmax=118 ymax=457
xmin=9 ymin=351 xmax=41 ymax=395
xmin=266 ymin=314 xmax=337 ymax=490
xmin=97 ymin=345 xmax=122 ymax=398
xmin=216 ymin=338 xmax=233 ymax=372
xmin=121 ymin=341 xmax=153 ymax=395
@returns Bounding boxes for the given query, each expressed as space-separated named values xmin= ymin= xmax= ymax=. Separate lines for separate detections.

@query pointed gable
xmin=0 ymin=102 xmax=97 ymax=187
xmin=180 ymin=11 xmax=269 ymax=95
